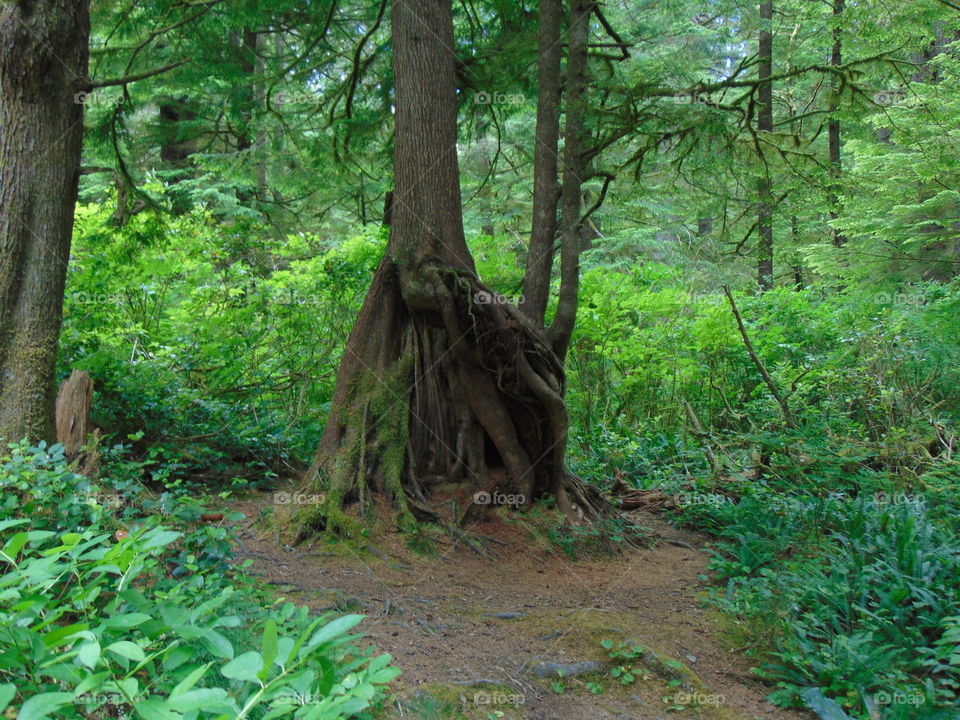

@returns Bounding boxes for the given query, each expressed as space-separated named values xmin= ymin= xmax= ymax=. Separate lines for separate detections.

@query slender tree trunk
xmin=521 ymin=0 xmax=563 ymax=329
xmin=828 ymin=0 xmax=845 ymax=247
xmin=698 ymin=216 xmax=713 ymax=238
xmin=0 ymin=0 xmax=90 ymax=443
xmin=757 ymin=0 xmax=774 ymax=291
xmin=298 ymin=0 xmax=605 ymax=539
xmin=548 ymin=0 xmax=592 ymax=364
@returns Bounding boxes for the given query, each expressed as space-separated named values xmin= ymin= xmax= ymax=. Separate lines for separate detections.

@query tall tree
xmin=0 ymin=0 xmax=90 ymax=442
xmin=298 ymin=0 xmax=603 ymax=537
xmin=757 ymin=0 xmax=774 ymax=290
xmin=548 ymin=0 xmax=592 ymax=363
xmin=520 ymin=0 xmax=563 ymax=328
xmin=828 ymin=0 xmax=845 ymax=247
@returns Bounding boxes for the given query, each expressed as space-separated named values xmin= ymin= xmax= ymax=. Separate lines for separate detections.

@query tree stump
xmin=55 ymin=370 xmax=97 ymax=472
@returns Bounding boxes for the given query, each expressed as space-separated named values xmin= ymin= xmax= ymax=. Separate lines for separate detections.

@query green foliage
xmin=60 ymin=206 xmax=385 ymax=483
xmin=0 ymin=443 xmax=398 ymax=719
xmin=599 ymin=640 xmax=646 ymax=687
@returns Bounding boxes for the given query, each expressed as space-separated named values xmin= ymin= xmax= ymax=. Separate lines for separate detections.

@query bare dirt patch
xmin=227 ymin=494 xmax=808 ymax=720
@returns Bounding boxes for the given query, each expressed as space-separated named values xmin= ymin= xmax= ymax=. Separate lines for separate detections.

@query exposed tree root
xmin=294 ymin=258 xmax=633 ymax=545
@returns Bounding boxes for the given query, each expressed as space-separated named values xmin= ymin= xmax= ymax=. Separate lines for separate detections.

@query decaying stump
xmin=55 ymin=370 xmax=99 ymax=475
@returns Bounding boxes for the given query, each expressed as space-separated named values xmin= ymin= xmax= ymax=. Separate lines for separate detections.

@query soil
xmin=226 ymin=493 xmax=810 ymax=720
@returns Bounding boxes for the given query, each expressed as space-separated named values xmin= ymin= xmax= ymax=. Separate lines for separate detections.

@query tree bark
xmin=298 ymin=0 xmax=603 ymax=539
xmin=0 ymin=0 xmax=90 ymax=443
xmin=521 ymin=0 xmax=563 ymax=329
xmin=548 ymin=0 xmax=592 ymax=364
xmin=828 ymin=0 xmax=844 ymax=247
xmin=757 ymin=0 xmax=774 ymax=291
xmin=55 ymin=370 xmax=93 ymax=457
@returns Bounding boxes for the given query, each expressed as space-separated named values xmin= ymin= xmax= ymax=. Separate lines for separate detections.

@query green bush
xmin=0 ymin=443 xmax=399 ymax=719
xmin=700 ymin=489 xmax=960 ymax=718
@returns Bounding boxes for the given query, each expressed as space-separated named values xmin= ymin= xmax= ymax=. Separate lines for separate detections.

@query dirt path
xmin=228 ymin=495 xmax=808 ymax=720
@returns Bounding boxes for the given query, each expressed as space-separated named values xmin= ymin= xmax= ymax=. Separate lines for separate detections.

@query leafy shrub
xmin=702 ymin=490 xmax=960 ymax=718
xmin=0 ymin=443 xmax=399 ymax=719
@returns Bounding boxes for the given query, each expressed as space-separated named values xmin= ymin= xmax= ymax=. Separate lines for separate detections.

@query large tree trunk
xmin=756 ymin=0 xmax=774 ymax=291
xmin=0 ymin=0 xmax=90 ymax=443
xmin=548 ymin=0 xmax=592 ymax=365
xmin=298 ymin=0 xmax=603 ymax=538
xmin=828 ymin=0 xmax=845 ymax=248
xmin=521 ymin=0 xmax=563 ymax=329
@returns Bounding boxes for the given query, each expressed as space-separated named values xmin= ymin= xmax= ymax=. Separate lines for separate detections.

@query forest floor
xmin=226 ymin=493 xmax=809 ymax=720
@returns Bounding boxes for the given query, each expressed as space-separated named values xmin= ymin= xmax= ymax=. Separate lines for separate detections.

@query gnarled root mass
xmin=294 ymin=257 xmax=613 ymax=542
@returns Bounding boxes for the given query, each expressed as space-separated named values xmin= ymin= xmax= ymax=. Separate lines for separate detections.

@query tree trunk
xmin=0 ymin=0 xmax=90 ymax=443
xmin=55 ymin=370 xmax=93 ymax=457
xmin=298 ymin=0 xmax=602 ymax=539
xmin=828 ymin=0 xmax=844 ymax=247
xmin=757 ymin=0 xmax=774 ymax=291
xmin=521 ymin=0 xmax=563 ymax=329
xmin=548 ymin=0 xmax=592 ymax=364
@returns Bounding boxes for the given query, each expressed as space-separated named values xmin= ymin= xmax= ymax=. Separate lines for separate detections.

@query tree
xmin=757 ymin=0 xmax=774 ymax=290
xmin=549 ymin=0 xmax=592 ymax=364
xmin=0 ymin=0 xmax=90 ymax=442
xmin=828 ymin=0 xmax=845 ymax=248
xmin=298 ymin=0 xmax=604 ymax=537
xmin=520 ymin=0 xmax=563 ymax=328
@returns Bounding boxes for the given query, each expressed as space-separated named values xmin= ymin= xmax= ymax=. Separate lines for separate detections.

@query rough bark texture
xmin=828 ymin=0 xmax=845 ymax=247
xmin=521 ymin=0 xmax=563 ymax=329
xmin=299 ymin=0 xmax=605 ymax=538
xmin=547 ymin=0 xmax=592 ymax=365
xmin=55 ymin=370 xmax=93 ymax=457
xmin=0 ymin=0 xmax=90 ymax=443
xmin=756 ymin=0 xmax=774 ymax=291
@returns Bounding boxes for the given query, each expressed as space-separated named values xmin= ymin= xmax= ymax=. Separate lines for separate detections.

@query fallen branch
xmin=722 ymin=285 xmax=795 ymax=428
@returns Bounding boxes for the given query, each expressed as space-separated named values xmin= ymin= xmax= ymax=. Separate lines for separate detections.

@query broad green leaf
xmin=221 ymin=651 xmax=264 ymax=683
xmin=0 ymin=684 xmax=16 ymax=714
xmin=102 ymin=613 xmax=152 ymax=629
xmin=140 ymin=530 xmax=181 ymax=551
xmin=306 ymin=615 xmax=363 ymax=650
xmin=77 ymin=639 xmax=101 ymax=669
xmin=17 ymin=692 xmax=73 ymax=720
xmin=42 ymin=622 xmax=89 ymax=648
xmin=259 ymin=620 xmax=278 ymax=682
xmin=170 ymin=662 xmax=212 ymax=698
xmin=106 ymin=641 xmax=146 ymax=662
xmin=3 ymin=532 xmax=29 ymax=558
xmin=167 ymin=688 xmax=233 ymax=713
xmin=134 ymin=698 xmax=184 ymax=720
xmin=200 ymin=628 xmax=234 ymax=659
